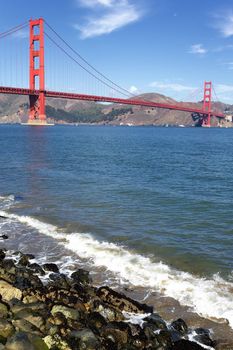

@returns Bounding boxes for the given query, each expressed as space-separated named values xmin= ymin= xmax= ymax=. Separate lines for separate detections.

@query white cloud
xmin=129 ymin=85 xmax=140 ymax=94
xmin=79 ymin=0 xmax=114 ymax=7
xmin=75 ymin=0 xmax=143 ymax=39
xmin=189 ymin=44 xmax=207 ymax=55
xmin=213 ymin=10 xmax=233 ymax=37
xmin=149 ymin=81 xmax=196 ymax=92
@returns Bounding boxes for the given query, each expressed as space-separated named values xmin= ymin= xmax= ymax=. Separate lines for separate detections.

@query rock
xmin=13 ymin=275 xmax=32 ymax=290
xmin=18 ymin=255 xmax=30 ymax=267
xmin=71 ymin=269 xmax=92 ymax=286
xmin=94 ymin=300 xmax=125 ymax=322
xmin=0 ymin=319 xmax=15 ymax=338
xmin=1 ymin=234 xmax=9 ymax=240
xmin=49 ymin=273 xmax=70 ymax=289
xmin=43 ymin=263 xmax=59 ymax=273
xmin=11 ymin=302 xmax=47 ymax=315
xmin=51 ymin=304 xmax=80 ymax=320
xmin=14 ymin=310 xmax=45 ymax=333
xmin=12 ymin=318 xmax=42 ymax=336
xmin=0 ymin=301 xmax=9 ymax=318
xmin=70 ymin=328 xmax=100 ymax=349
xmin=193 ymin=328 xmax=215 ymax=347
xmin=0 ymin=280 xmax=22 ymax=301
xmin=25 ymin=254 xmax=35 ymax=260
xmin=97 ymin=286 xmax=153 ymax=314
xmin=48 ymin=312 xmax=67 ymax=326
xmin=43 ymin=334 xmax=71 ymax=350
xmin=0 ymin=251 xmax=6 ymax=261
xmin=171 ymin=318 xmax=188 ymax=335
xmin=28 ymin=334 xmax=49 ymax=350
xmin=5 ymin=331 xmax=35 ymax=350
xmin=101 ymin=321 xmax=131 ymax=345
xmin=87 ymin=312 xmax=107 ymax=334
xmin=172 ymin=339 xmax=205 ymax=349
xmin=28 ymin=263 xmax=45 ymax=276
xmin=143 ymin=313 xmax=167 ymax=330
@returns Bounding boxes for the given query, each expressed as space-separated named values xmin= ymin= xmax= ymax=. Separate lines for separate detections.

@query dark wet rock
xmin=97 ymin=286 xmax=153 ymax=314
xmin=28 ymin=263 xmax=45 ymax=275
xmin=0 ymin=234 xmax=8 ymax=240
xmin=72 ymin=283 xmax=96 ymax=303
xmin=71 ymin=269 xmax=92 ymax=286
xmin=1 ymin=259 xmax=16 ymax=275
xmin=87 ymin=311 xmax=108 ymax=334
xmin=193 ymin=328 xmax=215 ymax=347
xmin=49 ymin=272 xmax=71 ymax=289
xmin=0 ymin=250 xmax=6 ymax=261
xmin=172 ymin=339 xmax=205 ymax=349
xmin=25 ymin=254 xmax=35 ymax=260
xmin=0 ymin=215 xmax=7 ymax=219
xmin=171 ymin=318 xmax=188 ymax=335
xmin=70 ymin=328 xmax=100 ymax=349
xmin=143 ymin=312 xmax=167 ymax=330
xmin=13 ymin=275 xmax=32 ymax=290
xmin=43 ymin=263 xmax=59 ymax=273
xmin=101 ymin=321 xmax=131 ymax=345
xmin=18 ymin=254 xmax=30 ymax=267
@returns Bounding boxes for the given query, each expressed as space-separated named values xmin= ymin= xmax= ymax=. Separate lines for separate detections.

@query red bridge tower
xmin=29 ymin=18 xmax=47 ymax=124
xmin=203 ymin=81 xmax=212 ymax=127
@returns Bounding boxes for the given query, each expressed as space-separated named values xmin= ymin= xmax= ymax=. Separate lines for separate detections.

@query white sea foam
xmin=0 ymin=210 xmax=233 ymax=330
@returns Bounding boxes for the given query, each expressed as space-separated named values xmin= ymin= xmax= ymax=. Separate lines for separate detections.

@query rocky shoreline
xmin=0 ymin=244 xmax=220 ymax=350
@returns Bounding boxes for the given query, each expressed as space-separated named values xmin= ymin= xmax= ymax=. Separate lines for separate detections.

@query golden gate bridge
xmin=0 ymin=18 xmax=225 ymax=127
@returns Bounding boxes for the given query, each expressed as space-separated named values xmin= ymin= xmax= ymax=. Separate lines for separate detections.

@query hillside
xmin=0 ymin=92 xmax=232 ymax=127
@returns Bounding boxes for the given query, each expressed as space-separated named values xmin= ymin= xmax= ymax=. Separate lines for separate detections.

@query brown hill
xmin=0 ymin=92 xmax=232 ymax=127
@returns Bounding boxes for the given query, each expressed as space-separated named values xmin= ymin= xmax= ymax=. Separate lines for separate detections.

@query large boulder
xmin=0 ymin=280 xmax=22 ymax=302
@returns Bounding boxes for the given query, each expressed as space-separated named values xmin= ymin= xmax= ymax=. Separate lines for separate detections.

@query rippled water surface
xmin=0 ymin=124 xmax=233 ymax=328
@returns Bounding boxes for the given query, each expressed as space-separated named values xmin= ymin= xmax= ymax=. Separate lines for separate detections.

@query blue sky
xmin=1 ymin=0 xmax=233 ymax=102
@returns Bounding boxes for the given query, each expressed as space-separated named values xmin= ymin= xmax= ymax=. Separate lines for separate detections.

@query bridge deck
xmin=0 ymin=86 xmax=224 ymax=118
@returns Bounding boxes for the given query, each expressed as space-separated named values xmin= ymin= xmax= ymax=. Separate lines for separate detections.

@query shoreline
xmin=0 ymin=244 xmax=232 ymax=349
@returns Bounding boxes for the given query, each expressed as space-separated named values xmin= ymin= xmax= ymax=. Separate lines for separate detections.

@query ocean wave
xmin=0 ymin=209 xmax=233 ymax=329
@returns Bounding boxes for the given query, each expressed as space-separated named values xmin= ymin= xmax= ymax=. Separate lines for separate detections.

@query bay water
xmin=0 ymin=124 xmax=233 ymax=334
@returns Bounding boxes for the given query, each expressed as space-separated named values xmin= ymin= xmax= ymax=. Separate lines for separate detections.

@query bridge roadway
xmin=0 ymin=86 xmax=225 ymax=118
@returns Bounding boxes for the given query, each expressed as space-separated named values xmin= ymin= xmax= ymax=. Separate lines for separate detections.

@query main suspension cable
xmin=44 ymin=31 xmax=131 ymax=98
xmin=0 ymin=22 xmax=28 ymax=39
xmin=44 ymin=20 xmax=134 ymax=98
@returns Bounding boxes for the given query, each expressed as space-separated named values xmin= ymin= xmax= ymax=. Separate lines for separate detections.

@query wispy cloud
xmin=149 ymin=81 xmax=196 ymax=92
xmin=213 ymin=10 xmax=233 ymax=37
xmin=189 ymin=44 xmax=207 ymax=55
xmin=12 ymin=29 xmax=28 ymax=39
xmin=215 ymin=84 xmax=233 ymax=93
xmin=75 ymin=0 xmax=143 ymax=39
xmin=213 ymin=83 xmax=233 ymax=103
